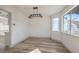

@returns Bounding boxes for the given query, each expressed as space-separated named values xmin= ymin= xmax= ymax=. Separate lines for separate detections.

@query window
xmin=63 ymin=6 xmax=79 ymax=37
xmin=0 ymin=17 xmax=9 ymax=32
xmin=52 ymin=17 xmax=59 ymax=31
xmin=0 ymin=22 xmax=4 ymax=31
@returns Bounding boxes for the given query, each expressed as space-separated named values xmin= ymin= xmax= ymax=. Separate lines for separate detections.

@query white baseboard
xmin=29 ymin=37 xmax=51 ymax=39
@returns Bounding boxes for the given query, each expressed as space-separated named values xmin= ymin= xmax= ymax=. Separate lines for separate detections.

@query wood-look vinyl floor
xmin=7 ymin=38 xmax=70 ymax=53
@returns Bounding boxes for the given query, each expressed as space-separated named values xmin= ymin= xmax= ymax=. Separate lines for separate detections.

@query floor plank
xmin=8 ymin=38 xmax=70 ymax=53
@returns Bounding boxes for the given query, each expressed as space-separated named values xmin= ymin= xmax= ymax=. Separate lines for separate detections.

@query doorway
xmin=0 ymin=9 xmax=11 ymax=49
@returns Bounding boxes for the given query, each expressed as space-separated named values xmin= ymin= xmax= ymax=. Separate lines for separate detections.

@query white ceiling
xmin=14 ymin=5 xmax=66 ymax=16
xmin=0 ymin=5 xmax=66 ymax=16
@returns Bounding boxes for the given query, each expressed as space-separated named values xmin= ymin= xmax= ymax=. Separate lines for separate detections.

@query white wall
xmin=29 ymin=16 xmax=50 ymax=38
xmin=0 ymin=6 xmax=51 ymax=48
xmin=11 ymin=9 xmax=30 ymax=47
xmin=51 ymin=5 xmax=79 ymax=52
xmin=0 ymin=36 xmax=5 ymax=46
xmin=0 ymin=6 xmax=30 ymax=47
xmin=51 ymin=32 xmax=62 ymax=42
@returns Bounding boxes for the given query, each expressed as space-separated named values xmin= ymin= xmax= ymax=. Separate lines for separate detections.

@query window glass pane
xmin=71 ymin=13 xmax=79 ymax=36
xmin=0 ymin=17 xmax=9 ymax=32
xmin=0 ymin=22 xmax=4 ymax=31
xmin=64 ymin=14 xmax=71 ymax=34
xmin=52 ymin=17 xmax=59 ymax=31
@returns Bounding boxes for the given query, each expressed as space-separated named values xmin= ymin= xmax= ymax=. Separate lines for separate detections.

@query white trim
xmin=64 ymin=5 xmax=77 ymax=15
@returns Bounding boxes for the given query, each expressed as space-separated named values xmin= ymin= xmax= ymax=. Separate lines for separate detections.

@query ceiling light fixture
xmin=28 ymin=7 xmax=43 ymax=19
